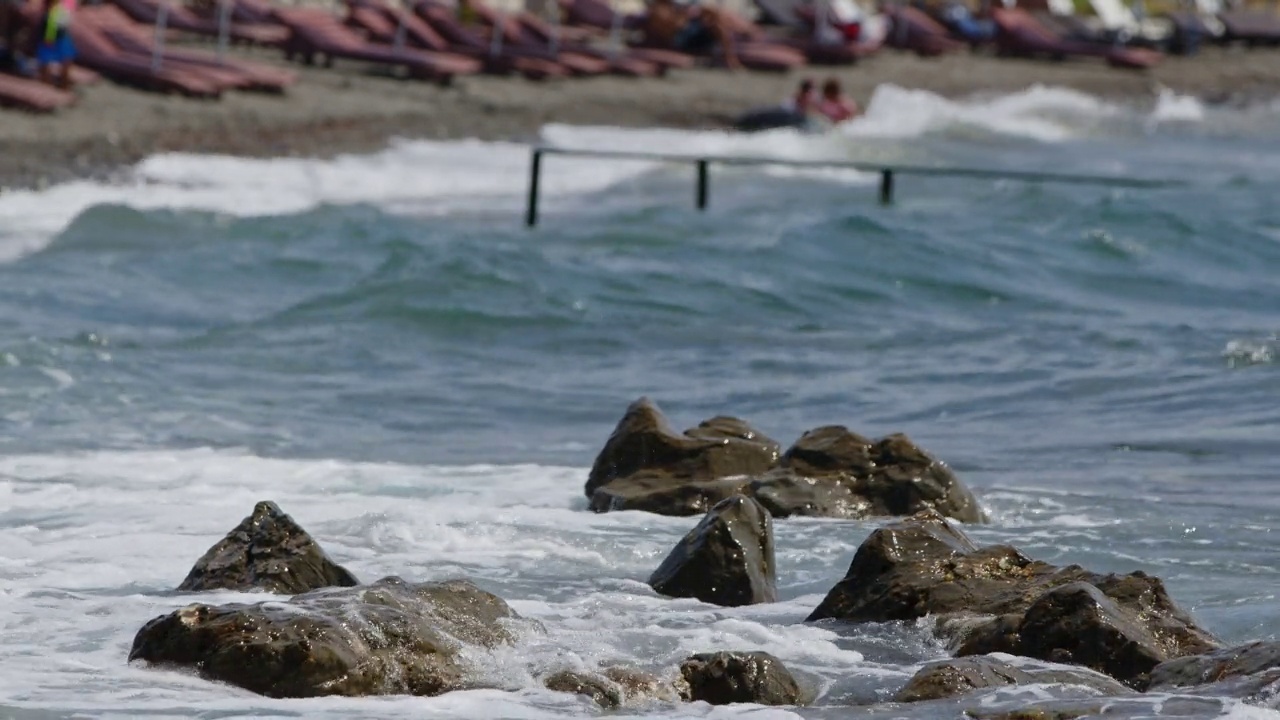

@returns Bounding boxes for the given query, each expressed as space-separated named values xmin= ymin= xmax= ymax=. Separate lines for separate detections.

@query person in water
xmin=644 ymin=0 xmax=741 ymax=70
xmin=786 ymin=78 xmax=816 ymax=116
xmin=37 ymin=0 xmax=75 ymax=89
xmin=816 ymin=77 xmax=859 ymax=123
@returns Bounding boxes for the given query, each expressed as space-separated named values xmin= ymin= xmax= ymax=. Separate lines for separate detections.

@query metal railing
xmin=524 ymin=146 xmax=1180 ymax=227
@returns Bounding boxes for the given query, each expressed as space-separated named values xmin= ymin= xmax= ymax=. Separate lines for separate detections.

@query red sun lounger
xmin=0 ymin=72 xmax=76 ymax=112
xmin=274 ymin=6 xmax=481 ymax=82
xmin=81 ymin=5 xmax=296 ymax=92
xmin=109 ymin=0 xmax=288 ymax=45
xmin=992 ymin=8 xmax=1161 ymax=69
xmin=69 ymin=16 xmax=225 ymax=96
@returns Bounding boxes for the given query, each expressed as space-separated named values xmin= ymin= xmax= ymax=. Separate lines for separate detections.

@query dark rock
xmin=649 ymin=494 xmax=776 ymax=607
xmin=588 ymin=409 xmax=982 ymax=524
xmin=1146 ymin=641 xmax=1280 ymax=706
xmin=590 ymin=475 xmax=752 ymax=515
xmin=894 ymin=655 xmax=1130 ymax=702
xmin=584 ymin=398 xmax=780 ymax=500
xmin=1147 ymin=641 xmax=1280 ymax=690
xmin=780 ymin=428 xmax=985 ymax=523
xmin=544 ymin=670 xmax=623 ymax=708
xmin=544 ymin=666 xmax=680 ymax=708
xmin=130 ymin=576 xmax=524 ymax=698
xmin=679 ymin=651 xmax=806 ymax=706
xmin=1016 ymin=582 xmax=1172 ymax=686
xmin=807 ymin=511 xmax=1219 ymax=685
xmin=177 ymin=500 xmax=358 ymax=594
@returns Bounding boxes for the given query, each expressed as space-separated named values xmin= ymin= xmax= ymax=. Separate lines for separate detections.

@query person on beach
xmin=816 ymin=77 xmax=859 ymax=123
xmin=643 ymin=0 xmax=741 ymax=70
xmin=36 ymin=0 xmax=75 ymax=89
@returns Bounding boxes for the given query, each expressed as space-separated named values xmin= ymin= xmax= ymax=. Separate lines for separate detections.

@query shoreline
xmin=3 ymin=45 xmax=1280 ymax=190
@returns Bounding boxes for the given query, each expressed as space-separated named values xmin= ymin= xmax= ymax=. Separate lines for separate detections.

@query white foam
xmin=1149 ymin=88 xmax=1207 ymax=126
xmin=841 ymin=84 xmax=1120 ymax=142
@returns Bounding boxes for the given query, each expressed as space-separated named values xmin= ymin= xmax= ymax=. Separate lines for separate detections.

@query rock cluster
xmin=587 ymin=398 xmax=984 ymax=522
xmin=807 ymin=510 xmax=1220 ymax=687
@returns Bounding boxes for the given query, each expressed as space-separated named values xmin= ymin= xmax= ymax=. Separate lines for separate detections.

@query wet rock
xmin=777 ymin=428 xmax=985 ymax=523
xmin=588 ymin=409 xmax=982 ymax=523
xmin=603 ymin=665 xmax=681 ymax=703
xmin=544 ymin=669 xmax=623 ymax=708
xmin=1015 ymin=582 xmax=1174 ymax=685
xmin=807 ymin=511 xmax=1219 ymax=685
xmin=1145 ymin=641 xmax=1280 ymax=706
xmin=1147 ymin=641 xmax=1280 ymax=690
xmin=589 ymin=475 xmax=752 ymax=515
xmin=894 ymin=655 xmax=1130 ymax=702
xmin=679 ymin=651 xmax=806 ymax=706
xmin=130 ymin=576 xmax=524 ymax=698
xmin=177 ymin=500 xmax=358 ymax=594
xmin=544 ymin=666 xmax=680 ymax=708
xmin=649 ymin=494 xmax=776 ymax=607
xmin=585 ymin=398 xmax=781 ymax=500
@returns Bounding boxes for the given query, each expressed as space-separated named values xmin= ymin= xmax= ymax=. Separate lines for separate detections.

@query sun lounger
xmin=991 ymin=8 xmax=1161 ymax=69
xmin=70 ymin=17 xmax=225 ymax=96
xmin=274 ymin=6 xmax=481 ymax=83
xmin=0 ymin=72 xmax=75 ymax=112
xmin=409 ymin=0 xmax=579 ymax=77
xmin=1218 ymin=8 xmax=1280 ymax=46
xmin=83 ymin=5 xmax=295 ymax=92
xmin=882 ymin=5 xmax=965 ymax=56
xmin=108 ymin=0 xmax=287 ymax=46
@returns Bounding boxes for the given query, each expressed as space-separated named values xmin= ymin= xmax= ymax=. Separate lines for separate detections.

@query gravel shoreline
xmin=3 ymin=44 xmax=1279 ymax=190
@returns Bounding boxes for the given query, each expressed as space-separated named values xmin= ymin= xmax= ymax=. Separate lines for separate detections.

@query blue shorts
xmin=37 ymin=34 xmax=75 ymax=65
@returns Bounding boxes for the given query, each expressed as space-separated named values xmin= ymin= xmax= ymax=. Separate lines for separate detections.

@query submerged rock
xmin=807 ymin=511 xmax=1219 ymax=685
xmin=585 ymin=398 xmax=780 ymax=500
xmin=894 ymin=654 xmax=1130 ymax=702
xmin=130 ymin=576 xmax=523 ymax=698
xmin=586 ymin=402 xmax=983 ymax=523
xmin=648 ymin=494 xmax=776 ymax=607
xmin=544 ymin=669 xmax=624 ymax=708
xmin=1145 ymin=641 xmax=1280 ymax=707
xmin=679 ymin=651 xmax=807 ymax=706
xmin=544 ymin=666 xmax=680 ymax=708
xmin=177 ymin=500 xmax=358 ymax=594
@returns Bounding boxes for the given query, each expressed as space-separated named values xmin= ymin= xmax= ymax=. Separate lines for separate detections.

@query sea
xmin=0 ymin=83 xmax=1277 ymax=719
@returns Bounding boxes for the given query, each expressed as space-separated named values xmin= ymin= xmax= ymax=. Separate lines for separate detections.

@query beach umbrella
xmin=151 ymin=0 xmax=169 ymax=71
xmin=216 ymin=0 xmax=231 ymax=62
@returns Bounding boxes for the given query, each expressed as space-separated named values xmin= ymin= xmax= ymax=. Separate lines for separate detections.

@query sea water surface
xmin=0 ymin=84 xmax=1278 ymax=719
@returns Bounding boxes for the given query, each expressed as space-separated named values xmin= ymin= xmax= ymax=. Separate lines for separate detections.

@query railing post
xmin=879 ymin=168 xmax=894 ymax=205
xmin=696 ymin=159 xmax=709 ymax=210
xmin=152 ymin=2 xmax=170 ymax=73
xmin=216 ymin=0 xmax=231 ymax=64
xmin=526 ymin=149 xmax=543 ymax=228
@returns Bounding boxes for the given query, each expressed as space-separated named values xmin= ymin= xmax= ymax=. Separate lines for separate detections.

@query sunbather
xmin=785 ymin=77 xmax=814 ymax=114
xmin=643 ymin=0 xmax=740 ymax=69
xmin=37 ymin=0 xmax=75 ymax=88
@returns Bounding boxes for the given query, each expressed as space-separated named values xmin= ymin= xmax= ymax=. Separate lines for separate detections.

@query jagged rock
xmin=1145 ymin=641 xmax=1280 ymax=706
xmin=679 ymin=651 xmax=807 ymax=706
xmin=588 ymin=410 xmax=982 ymax=523
xmin=585 ymin=398 xmax=780 ymax=500
xmin=776 ymin=427 xmax=985 ymax=523
xmin=807 ymin=511 xmax=1219 ymax=685
xmin=648 ymin=494 xmax=776 ymax=607
xmin=130 ymin=576 xmax=524 ymax=698
xmin=544 ymin=666 xmax=680 ymax=708
xmin=544 ymin=670 xmax=624 ymax=708
xmin=894 ymin=655 xmax=1130 ymax=702
xmin=177 ymin=500 xmax=358 ymax=594
xmin=1147 ymin=641 xmax=1280 ymax=690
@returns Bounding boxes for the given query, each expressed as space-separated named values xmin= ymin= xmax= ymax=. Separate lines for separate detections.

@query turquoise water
xmin=0 ymin=85 xmax=1277 ymax=718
